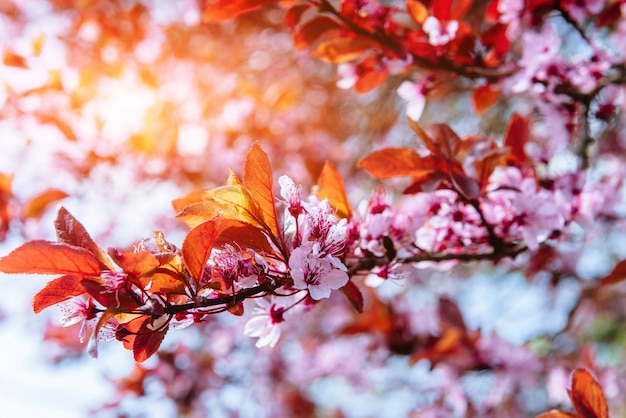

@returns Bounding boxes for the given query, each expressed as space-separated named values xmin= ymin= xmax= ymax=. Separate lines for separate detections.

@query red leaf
xmin=357 ymin=148 xmax=438 ymax=179
xmin=285 ymin=3 xmax=313 ymax=30
xmin=429 ymin=124 xmax=461 ymax=162
xmin=431 ymin=0 xmax=452 ymax=20
xmin=601 ymin=258 xmax=626 ymax=286
xmin=481 ymin=23 xmax=510 ymax=58
xmin=133 ymin=318 xmax=168 ymax=362
xmin=597 ymin=2 xmax=622 ymax=28
xmin=315 ymin=161 xmax=353 ymax=219
xmin=22 ymin=188 xmax=68 ymax=220
xmin=293 ymin=15 xmax=343 ymax=51
xmin=471 ymin=83 xmax=499 ymax=114
xmin=504 ymin=113 xmax=530 ymax=166
xmin=80 ymin=278 xmax=139 ymax=310
xmin=0 ymin=240 xmax=102 ymax=276
xmin=32 ymin=275 xmax=86 ymax=313
xmin=243 ymin=142 xmax=281 ymax=243
xmin=570 ymin=368 xmax=609 ymax=418
xmin=182 ymin=218 xmax=223 ymax=281
xmin=340 ymin=280 xmax=364 ymax=313
xmin=202 ymin=0 xmax=278 ymax=22
xmin=55 ymin=207 xmax=114 ymax=271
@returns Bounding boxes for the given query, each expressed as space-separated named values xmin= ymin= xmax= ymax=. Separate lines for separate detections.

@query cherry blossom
xmin=422 ymin=17 xmax=459 ymax=46
xmin=288 ymin=244 xmax=349 ymax=300
xmin=244 ymin=298 xmax=286 ymax=348
xmin=397 ymin=80 xmax=427 ymax=121
xmin=59 ymin=297 xmax=99 ymax=343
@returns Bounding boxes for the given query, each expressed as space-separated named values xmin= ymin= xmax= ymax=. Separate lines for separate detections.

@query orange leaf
xmin=145 ymin=271 xmax=188 ymax=295
xmin=55 ymin=207 xmax=114 ymax=271
xmin=471 ymin=83 xmax=499 ymax=114
xmin=202 ymin=0 xmax=278 ymax=22
xmin=0 ymin=240 xmax=102 ymax=276
xmin=22 ymin=188 xmax=68 ymax=220
xmin=315 ymin=161 xmax=353 ymax=219
xmin=32 ymin=275 xmax=86 ymax=313
xmin=601 ymin=259 xmax=626 ymax=286
xmin=570 ymin=368 xmax=609 ymax=418
xmin=354 ymin=63 xmax=388 ymax=93
xmin=175 ymin=184 xmax=265 ymax=230
xmin=406 ymin=0 xmax=428 ymax=24
xmin=212 ymin=218 xmax=275 ymax=255
xmin=293 ymin=15 xmax=343 ymax=51
xmin=3 ymin=48 xmax=28 ymax=69
xmin=243 ymin=142 xmax=281 ymax=241
xmin=108 ymin=249 xmax=160 ymax=278
xmin=0 ymin=172 xmax=13 ymax=196
xmin=358 ymin=148 xmax=438 ymax=179
xmin=182 ymin=218 xmax=224 ymax=281
xmin=313 ymin=37 xmax=379 ymax=63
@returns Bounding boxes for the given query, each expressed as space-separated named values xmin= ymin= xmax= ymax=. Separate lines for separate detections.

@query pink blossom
xmin=288 ymin=244 xmax=348 ymax=300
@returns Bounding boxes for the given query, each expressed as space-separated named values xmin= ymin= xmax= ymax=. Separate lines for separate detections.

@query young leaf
xmin=33 ymin=275 xmax=86 ymax=313
xmin=55 ymin=207 xmax=114 ymax=271
xmin=0 ymin=240 xmax=102 ymax=276
xmin=315 ymin=161 xmax=353 ymax=219
xmin=243 ymin=142 xmax=281 ymax=241
xmin=570 ymin=368 xmax=609 ymax=418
